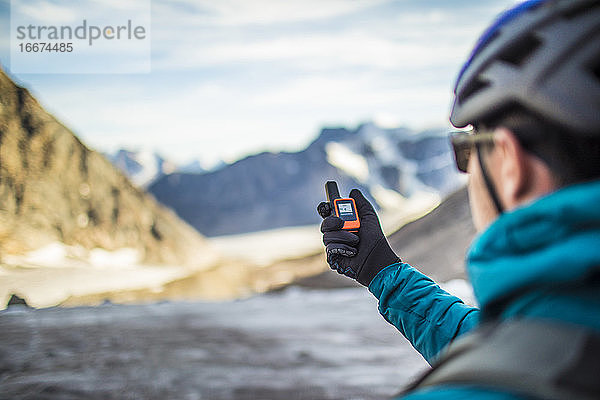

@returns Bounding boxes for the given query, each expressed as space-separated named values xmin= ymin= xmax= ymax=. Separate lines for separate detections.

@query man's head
xmin=449 ymin=0 xmax=600 ymax=230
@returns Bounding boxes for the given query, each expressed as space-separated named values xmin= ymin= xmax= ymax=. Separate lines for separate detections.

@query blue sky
xmin=0 ymin=0 xmax=519 ymax=167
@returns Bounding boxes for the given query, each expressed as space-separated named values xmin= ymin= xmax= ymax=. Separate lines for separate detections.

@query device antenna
xmin=325 ymin=181 xmax=341 ymax=203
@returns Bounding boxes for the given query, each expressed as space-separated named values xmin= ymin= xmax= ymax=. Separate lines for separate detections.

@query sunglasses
xmin=450 ymin=131 xmax=495 ymax=173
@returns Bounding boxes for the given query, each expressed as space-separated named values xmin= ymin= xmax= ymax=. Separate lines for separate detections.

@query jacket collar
xmin=467 ymin=179 xmax=600 ymax=312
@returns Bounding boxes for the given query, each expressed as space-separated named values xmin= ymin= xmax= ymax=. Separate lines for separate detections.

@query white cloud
xmin=149 ymin=3 xmax=483 ymax=75
xmin=157 ymin=32 xmax=465 ymax=71
xmin=156 ymin=0 xmax=391 ymax=26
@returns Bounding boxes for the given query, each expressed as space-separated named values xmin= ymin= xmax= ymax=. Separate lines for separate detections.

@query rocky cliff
xmin=0 ymin=67 xmax=216 ymax=267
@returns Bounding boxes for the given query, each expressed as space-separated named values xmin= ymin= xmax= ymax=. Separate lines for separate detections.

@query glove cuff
xmin=356 ymin=237 xmax=400 ymax=287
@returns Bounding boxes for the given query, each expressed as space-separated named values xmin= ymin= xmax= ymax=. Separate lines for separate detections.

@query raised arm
xmin=369 ymin=263 xmax=479 ymax=363
xmin=319 ymin=188 xmax=479 ymax=363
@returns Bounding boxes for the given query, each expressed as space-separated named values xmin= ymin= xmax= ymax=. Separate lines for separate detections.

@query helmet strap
xmin=476 ymin=143 xmax=504 ymax=215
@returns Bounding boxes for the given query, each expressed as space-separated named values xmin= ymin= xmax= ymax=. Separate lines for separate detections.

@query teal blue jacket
xmin=368 ymin=180 xmax=600 ymax=399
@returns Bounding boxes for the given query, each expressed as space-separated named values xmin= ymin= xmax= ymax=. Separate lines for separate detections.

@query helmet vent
xmin=561 ymin=1 xmax=600 ymax=19
xmin=458 ymin=78 xmax=490 ymax=104
xmin=497 ymin=33 xmax=542 ymax=67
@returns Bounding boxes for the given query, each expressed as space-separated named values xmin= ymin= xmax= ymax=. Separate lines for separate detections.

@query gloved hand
xmin=318 ymin=189 xmax=400 ymax=286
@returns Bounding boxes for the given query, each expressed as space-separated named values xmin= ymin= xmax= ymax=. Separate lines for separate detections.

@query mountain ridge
xmin=0 ymin=66 xmax=216 ymax=267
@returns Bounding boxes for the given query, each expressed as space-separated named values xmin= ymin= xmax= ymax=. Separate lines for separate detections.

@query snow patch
xmin=0 ymin=242 xmax=191 ymax=308
xmin=370 ymin=184 xmax=407 ymax=211
xmin=325 ymin=142 xmax=369 ymax=182
xmin=16 ymin=242 xmax=69 ymax=268
xmin=133 ymin=149 xmax=160 ymax=187
xmin=367 ymin=134 xmax=398 ymax=165
xmin=89 ymin=248 xmax=141 ymax=268
xmin=107 ymin=148 xmax=178 ymax=188
xmin=3 ymin=243 xmax=143 ymax=270
xmin=210 ymin=225 xmax=322 ymax=266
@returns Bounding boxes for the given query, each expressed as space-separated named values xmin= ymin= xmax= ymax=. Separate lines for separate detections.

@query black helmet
xmin=450 ymin=0 xmax=600 ymax=137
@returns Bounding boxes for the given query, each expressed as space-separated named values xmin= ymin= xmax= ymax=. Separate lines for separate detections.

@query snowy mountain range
xmin=139 ymin=122 xmax=464 ymax=237
xmin=105 ymin=149 xmax=206 ymax=188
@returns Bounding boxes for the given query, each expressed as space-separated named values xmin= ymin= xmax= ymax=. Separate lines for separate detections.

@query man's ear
xmin=493 ymin=127 xmax=530 ymax=207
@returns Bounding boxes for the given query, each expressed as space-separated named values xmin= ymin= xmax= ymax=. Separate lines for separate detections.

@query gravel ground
xmin=0 ymin=287 xmax=430 ymax=400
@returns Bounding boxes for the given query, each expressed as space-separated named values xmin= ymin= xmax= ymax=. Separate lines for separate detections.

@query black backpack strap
xmin=403 ymin=319 xmax=600 ymax=400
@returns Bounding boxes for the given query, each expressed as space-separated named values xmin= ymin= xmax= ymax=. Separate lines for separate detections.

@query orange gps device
xmin=325 ymin=181 xmax=360 ymax=232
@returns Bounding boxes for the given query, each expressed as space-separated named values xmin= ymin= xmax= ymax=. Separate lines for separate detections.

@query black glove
xmin=318 ymin=189 xmax=400 ymax=286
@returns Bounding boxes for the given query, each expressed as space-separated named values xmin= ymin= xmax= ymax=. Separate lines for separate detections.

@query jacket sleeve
xmin=369 ymin=263 xmax=480 ymax=363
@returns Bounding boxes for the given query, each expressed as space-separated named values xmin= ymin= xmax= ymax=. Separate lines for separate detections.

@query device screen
xmin=338 ymin=203 xmax=353 ymax=214
xmin=336 ymin=200 xmax=357 ymax=221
